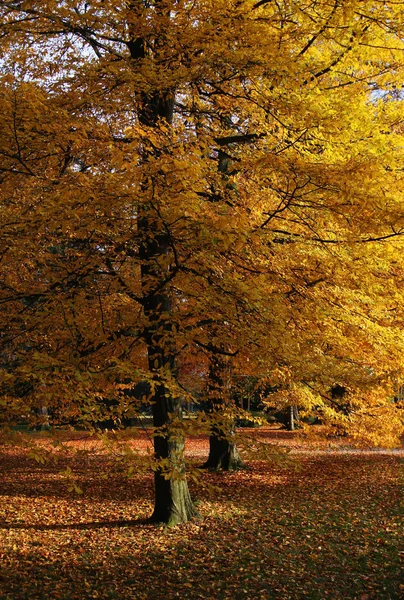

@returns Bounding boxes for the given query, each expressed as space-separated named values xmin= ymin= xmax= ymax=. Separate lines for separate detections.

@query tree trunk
xmin=137 ymin=174 xmax=197 ymax=525
xmin=150 ymin=383 xmax=198 ymax=525
xmin=39 ymin=406 xmax=50 ymax=431
xmin=202 ymin=354 xmax=245 ymax=471
xmin=285 ymin=406 xmax=299 ymax=431
xmin=203 ymin=426 xmax=244 ymax=471
xmin=129 ymin=17 xmax=196 ymax=525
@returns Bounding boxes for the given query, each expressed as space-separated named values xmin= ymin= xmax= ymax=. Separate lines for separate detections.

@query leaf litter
xmin=0 ymin=429 xmax=402 ymax=599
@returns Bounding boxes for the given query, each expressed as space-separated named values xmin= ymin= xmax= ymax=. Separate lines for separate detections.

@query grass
xmin=0 ymin=429 xmax=402 ymax=599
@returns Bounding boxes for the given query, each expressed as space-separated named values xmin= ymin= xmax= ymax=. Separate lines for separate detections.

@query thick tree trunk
xmin=202 ymin=354 xmax=245 ymax=471
xmin=151 ymin=388 xmax=198 ymax=524
xmin=129 ymin=19 xmax=196 ymax=525
xmin=203 ymin=427 xmax=244 ymax=471
xmin=139 ymin=214 xmax=197 ymax=525
xmin=138 ymin=204 xmax=197 ymax=525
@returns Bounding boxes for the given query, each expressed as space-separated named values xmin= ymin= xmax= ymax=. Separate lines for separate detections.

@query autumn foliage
xmin=1 ymin=1 xmax=404 ymax=523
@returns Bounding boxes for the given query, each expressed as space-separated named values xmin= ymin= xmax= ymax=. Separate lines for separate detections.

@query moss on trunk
xmin=151 ymin=474 xmax=199 ymax=526
xmin=149 ymin=384 xmax=198 ymax=525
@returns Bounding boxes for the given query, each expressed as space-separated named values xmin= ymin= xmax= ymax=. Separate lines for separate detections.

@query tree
xmin=202 ymin=352 xmax=245 ymax=471
xmin=1 ymin=1 xmax=404 ymax=524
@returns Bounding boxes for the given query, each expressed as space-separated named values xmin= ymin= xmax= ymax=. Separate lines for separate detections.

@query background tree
xmin=201 ymin=350 xmax=245 ymax=471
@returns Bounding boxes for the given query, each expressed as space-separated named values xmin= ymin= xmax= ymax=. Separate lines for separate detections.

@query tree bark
xmin=129 ymin=12 xmax=197 ymax=525
xmin=203 ymin=425 xmax=244 ymax=471
xmin=285 ymin=406 xmax=299 ymax=431
xmin=202 ymin=354 xmax=245 ymax=471
xmin=150 ymin=382 xmax=198 ymax=525
xmin=139 ymin=230 xmax=197 ymax=523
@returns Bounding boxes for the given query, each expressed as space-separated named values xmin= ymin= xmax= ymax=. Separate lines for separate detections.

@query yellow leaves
xmin=1 ymin=1 xmax=404 ymax=459
xmin=28 ymin=448 xmax=48 ymax=465
xmin=59 ymin=466 xmax=84 ymax=495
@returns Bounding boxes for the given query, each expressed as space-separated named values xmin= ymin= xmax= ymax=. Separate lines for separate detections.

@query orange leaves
xmin=0 ymin=431 xmax=403 ymax=598
xmin=2 ymin=1 xmax=404 ymax=491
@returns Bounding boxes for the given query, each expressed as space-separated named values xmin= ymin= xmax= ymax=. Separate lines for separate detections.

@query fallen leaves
xmin=0 ymin=430 xmax=402 ymax=599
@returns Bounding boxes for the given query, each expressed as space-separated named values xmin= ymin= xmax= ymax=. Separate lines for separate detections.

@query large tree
xmin=1 ymin=0 xmax=404 ymax=523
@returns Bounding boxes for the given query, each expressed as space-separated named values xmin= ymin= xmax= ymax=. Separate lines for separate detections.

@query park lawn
xmin=0 ymin=431 xmax=402 ymax=600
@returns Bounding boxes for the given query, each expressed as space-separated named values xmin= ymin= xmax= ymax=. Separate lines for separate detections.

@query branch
xmin=296 ymin=0 xmax=339 ymax=58
xmin=261 ymin=227 xmax=404 ymax=244
xmin=193 ymin=340 xmax=239 ymax=357
xmin=253 ymin=0 xmax=272 ymax=8
xmin=213 ymin=133 xmax=266 ymax=146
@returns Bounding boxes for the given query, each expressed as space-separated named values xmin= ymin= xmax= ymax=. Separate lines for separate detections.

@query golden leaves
xmin=1 ymin=0 xmax=404 ymax=452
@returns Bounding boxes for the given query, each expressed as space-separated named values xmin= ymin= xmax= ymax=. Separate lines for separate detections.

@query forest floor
xmin=0 ymin=428 xmax=402 ymax=600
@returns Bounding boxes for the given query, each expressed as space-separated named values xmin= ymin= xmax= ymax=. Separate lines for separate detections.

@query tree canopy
xmin=1 ymin=0 xmax=404 ymax=523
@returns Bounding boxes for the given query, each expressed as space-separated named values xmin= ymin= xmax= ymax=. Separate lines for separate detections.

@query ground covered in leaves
xmin=0 ymin=429 xmax=403 ymax=600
